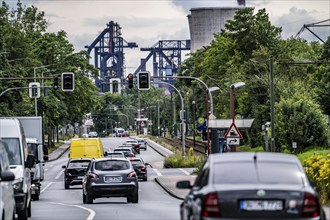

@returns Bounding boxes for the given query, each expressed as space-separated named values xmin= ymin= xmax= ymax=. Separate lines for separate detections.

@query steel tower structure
xmin=133 ymin=40 xmax=191 ymax=79
xmin=85 ymin=21 xmax=138 ymax=92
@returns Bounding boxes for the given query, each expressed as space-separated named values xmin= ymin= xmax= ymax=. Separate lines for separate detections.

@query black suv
xmin=62 ymin=159 xmax=91 ymax=189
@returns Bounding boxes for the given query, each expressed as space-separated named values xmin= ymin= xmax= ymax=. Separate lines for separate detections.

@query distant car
xmin=106 ymin=152 xmax=126 ymax=159
xmin=134 ymin=138 xmax=147 ymax=151
xmin=122 ymin=131 xmax=130 ymax=137
xmin=88 ymin=131 xmax=98 ymax=138
xmin=129 ymin=157 xmax=152 ymax=181
xmin=0 ymin=141 xmax=16 ymax=220
xmin=124 ymin=140 xmax=140 ymax=154
xmin=62 ymin=159 xmax=91 ymax=189
xmin=82 ymin=133 xmax=89 ymax=138
xmin=82 ymin=157 xmax=139 ymax=204
xmin=177 ymin=152 xmax=326 ymax=220
xmin=114 ymin=147 xmax=135 ymax=158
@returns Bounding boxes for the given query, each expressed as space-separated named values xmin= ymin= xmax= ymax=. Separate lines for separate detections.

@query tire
xmin=86 ymin=193 xmax=93 ymax=204
xmin=131 ymin=192 xmax=139 ymax=203
xmin=143 ymin=176 xmax=148 ymax=181
xmin=32 ymin=193 xmax=40 ymax=201
xmin=126 ymin=196 xmax=132 ymax=203
xmin=82 ymin=193 xmax=86 ymax=204
xmin=17 ymin=199 xmax=28 ymax=220
xmin=64 ymin=181 xmax=69 ymax=189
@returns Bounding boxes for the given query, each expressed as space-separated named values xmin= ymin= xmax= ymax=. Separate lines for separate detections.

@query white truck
xmin=17 ymin=117 xmax=45 ymax=201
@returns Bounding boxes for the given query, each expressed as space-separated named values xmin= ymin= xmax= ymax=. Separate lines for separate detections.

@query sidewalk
xmin=47 ymin=139 xmax=330 ymax=219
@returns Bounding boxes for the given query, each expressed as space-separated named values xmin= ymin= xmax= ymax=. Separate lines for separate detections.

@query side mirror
xmin=145 ymin=163 xmax=153 ymax=168
xmin=104 ymin=152 xmax=108 ymax=157
xmin=176 ymin=180 xmax=192 ymax=189
xmin=26 ymin=154 xmax=35 ymax=169
xmin=1 ymin=170 xmax=15 ymax=181
xmin=61 ymin=165 xmax=66 ymax=169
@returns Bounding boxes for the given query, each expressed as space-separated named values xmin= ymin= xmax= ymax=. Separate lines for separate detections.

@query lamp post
xmin=230 ymin=82 xmax=245 ymax=152
xmin=207 ymin=86 xmax=220 ymax=154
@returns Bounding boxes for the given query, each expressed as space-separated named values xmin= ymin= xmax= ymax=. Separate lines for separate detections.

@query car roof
xmin=208 ymin=152 xmax=300 ymax=164
xmin=92 ymin=157 xmax=128 ymax=162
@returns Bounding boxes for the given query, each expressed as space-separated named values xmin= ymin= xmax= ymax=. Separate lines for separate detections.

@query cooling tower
xmin=188 ymin=7 xmax=244 ymax=52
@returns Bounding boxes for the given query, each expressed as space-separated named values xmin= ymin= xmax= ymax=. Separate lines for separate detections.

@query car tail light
xmin=127 ymin=171 xmax=137 ymax=179
xmin=128 ymin=153 xmax=134 ymax=157
xmin=202 ymin=192 xmax=221 ymax=218
xmin=301 ymin=192 xmax=320 ymax=217
xmin=140 ymin=166 xmax=146 ymax=170
xmin=88 ymin=172 xmax=99 ymax=179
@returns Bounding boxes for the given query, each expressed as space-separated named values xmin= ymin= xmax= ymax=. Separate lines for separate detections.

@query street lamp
xmin=206 ymin=86 xmax=220 ymax=154
xmin=229 ymin=81 xmax=245 ymax=152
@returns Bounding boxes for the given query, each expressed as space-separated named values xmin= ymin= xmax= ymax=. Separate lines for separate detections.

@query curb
xmin=154 ymin=177 xmax=184 ymax=200
xmin=146 ymin=139 xmax=173 ymax=157
xmin=47 ymin=144 xmax=70 ymax=162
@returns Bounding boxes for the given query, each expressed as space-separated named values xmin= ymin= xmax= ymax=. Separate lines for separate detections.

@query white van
xmin=0 ymin=118 xmax=34 ymax=220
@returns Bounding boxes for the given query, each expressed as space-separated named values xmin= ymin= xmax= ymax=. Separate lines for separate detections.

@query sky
xmin=5 ymin=0 xmax=330 ymax=74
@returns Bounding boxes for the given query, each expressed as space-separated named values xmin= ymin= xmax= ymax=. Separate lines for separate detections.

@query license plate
xmin=104 ymin=176 xmax=122 ymax=182
xmin=240 ymin=200 xmax=283 ymax=211
xmin=77 ymin=176 xmax=84 ymax=179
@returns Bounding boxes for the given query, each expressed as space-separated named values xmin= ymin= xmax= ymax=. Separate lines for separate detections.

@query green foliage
xmin=163 ymin=150 xmax=206 ymax=169
xmin=304 ymin=154 xmax=330 ymax=205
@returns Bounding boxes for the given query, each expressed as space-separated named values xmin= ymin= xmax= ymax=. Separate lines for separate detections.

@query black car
xmin=177 ymin=152 xmax=326 ymax=220
xmin=62 ymin=159 xmax=91 ymax=189
xmin=82 ymin=157 xmax=139 ymax=204
xmin=129 ymin=157 xmax=152 ymax=181
xmin=124 ymin=140 xmax=140 ymax=154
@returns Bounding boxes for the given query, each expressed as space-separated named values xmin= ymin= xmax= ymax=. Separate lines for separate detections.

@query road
xmin=30 ymin=137 xmax=193 ymax=220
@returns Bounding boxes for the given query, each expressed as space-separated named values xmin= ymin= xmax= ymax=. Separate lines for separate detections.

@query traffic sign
xmin=227 ymin=138 xmax=240 ymax=145
xmin=224 ymin=122 xmax=243 ymax=139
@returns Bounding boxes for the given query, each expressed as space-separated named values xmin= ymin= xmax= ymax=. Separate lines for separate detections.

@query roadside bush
xmin=164 ymin=149 xmax=206 ymax=169
xmin=304 ymin=153 xmax=330 ymax=205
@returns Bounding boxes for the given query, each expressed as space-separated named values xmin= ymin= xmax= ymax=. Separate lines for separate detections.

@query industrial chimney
xmin=237 ymin=0 xmax=246 ymax=6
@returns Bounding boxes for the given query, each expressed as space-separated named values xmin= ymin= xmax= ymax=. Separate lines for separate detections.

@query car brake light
xmin=88 ymin=172 xmax=99 ymax=179
xmin=128 ymin=153 xmax=134 ymax=157
xmin=127 ymin=171 xmax=137 ymax=179
xmin=202 ymin=192 xmax=221 ymax=218
xmin=140 ymin=166 xmax=146 ymax=170
xmin=302 ymin=192 xmax=320 ymax=217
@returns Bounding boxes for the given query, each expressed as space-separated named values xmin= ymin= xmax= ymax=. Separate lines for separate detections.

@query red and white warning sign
xmin=224 ymin=123 xmax=243 ymax=139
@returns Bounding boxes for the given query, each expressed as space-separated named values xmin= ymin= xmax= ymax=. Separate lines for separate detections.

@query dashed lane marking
xmin=153 ymin=168 xmax=162 ymax=176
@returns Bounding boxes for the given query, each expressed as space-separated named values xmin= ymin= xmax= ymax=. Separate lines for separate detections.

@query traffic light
xmin=29 ymin=82 xmax=40 ymax=98
xmin=127 ymin=73 xmax=134 ymax=89
xmin=137 ymin=71 xmax=150 ymax=90
xmin=53 ymin=76 xmax=59 ymax=90
xmin=61 ymin=72 xmax=74 ymax=91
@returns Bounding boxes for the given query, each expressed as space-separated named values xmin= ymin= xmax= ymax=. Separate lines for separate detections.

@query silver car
xmin=82 ymin=157 xmax=139 ymax=204
xmin=177 ymin=152 xmax=326 ymax=220
xmin=0 ymin=141 xmax=16 ymax=220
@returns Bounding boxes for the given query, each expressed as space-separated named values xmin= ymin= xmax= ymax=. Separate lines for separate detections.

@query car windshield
xmin=213 ymin=161 xmax=304 ymax=185
xmin=1 ymin=138 xmax=22 ymax=165
xmin=68 ymin=160 xmax=90 ymax=168
xmin=95 ymin=160 xmax=130 ymax=171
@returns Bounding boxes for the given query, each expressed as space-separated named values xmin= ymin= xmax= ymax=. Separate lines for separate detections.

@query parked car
xmin=82 ymin=157 xmax=139 ymax=204
xmin=134 ymin=138 xmax=147 ymax=151
xmin=123 ymin=140 xmax=140 ymax=154
xmin=113 ymin=147 xmax=135 ymax=158
xmin=88 ymin=131 xmax=98 ymax=138
xmin=177 ymin=152 xmax=326 ymax=220
xmin=62 ymin=159 xmax=91 ymax=189
xmin=129 ymin=157 xmax=152 ymax=181
xmin=0 ymin=141 xmax=16 ymax=220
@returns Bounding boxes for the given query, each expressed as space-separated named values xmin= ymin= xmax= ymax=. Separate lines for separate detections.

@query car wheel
xmin=32 ymin=193 xmax=40 ymax=201
xmin=64 ymin=182 xmax=69 ymax=189
xmin=131 ymin=192 xmax=138 ymax=203
xmin=86 ymin=193 xmax=93 ymax=204
xmin=126 ymin=196 xmax=132 ymax=203
xmin=143 ymin=176 xmax=148 ymax=181
xmin=82 ymin=193 xmax=86 ymax=204
xmin=17 ymin=199 xmax=28 ymax=220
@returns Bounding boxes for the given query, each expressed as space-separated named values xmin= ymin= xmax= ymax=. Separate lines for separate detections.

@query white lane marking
xmin=179 ymin=168 xmax=190 ymax=175
xmin=50 ymin=202 xmax=96 ymax=220
xmin=41 ymin=182 xmax=53 ymax=193
xmin=55 ymin=170 xmax=63 ymax=180
xmin=153 ymin=168 xmax=162 ymax=176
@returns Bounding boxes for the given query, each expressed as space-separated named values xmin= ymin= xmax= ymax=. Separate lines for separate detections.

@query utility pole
xmin=270 ymin=58 xmax=275 ymax=152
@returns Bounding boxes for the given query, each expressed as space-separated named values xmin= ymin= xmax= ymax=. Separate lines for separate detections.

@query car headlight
xmin=13 ymin=177 xmax=24 ymax=191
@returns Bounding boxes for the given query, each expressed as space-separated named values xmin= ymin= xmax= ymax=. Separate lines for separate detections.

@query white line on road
xmin=55 ymin=170 xmax=63 ymax=180
xmin=179 ymin=168 xmax=191 ymax=175
xmin=153 ymin=168 xmax=162 ymax=176
xmin=41 ymin=182 xmax=53 ymax=194
xmin=50 ymin=202 xmax=96 ymax=220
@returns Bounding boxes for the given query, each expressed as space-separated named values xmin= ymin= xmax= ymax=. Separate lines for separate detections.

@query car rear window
xmin=213 ymin=161 xmax=303 ymax=185
xmin=94 ymin=160 xmax=130 ymax=171
xmin=68 ymin=160 xmax=90 ymax=168
xmin=130 ymin=160 xmax=143 ymax=166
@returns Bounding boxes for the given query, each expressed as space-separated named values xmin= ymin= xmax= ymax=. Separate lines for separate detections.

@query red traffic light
xmin=127 ymin=74 xmax=134 ymax=89
xmin=128 ymin=74 xmax=134 ymax=79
